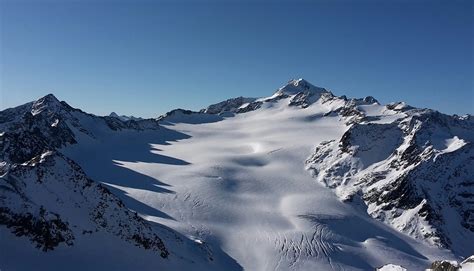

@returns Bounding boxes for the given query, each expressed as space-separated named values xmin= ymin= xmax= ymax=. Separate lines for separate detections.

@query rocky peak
xmin=109 ymin=112 xmax=120 ymax=118
xmin=201 ymin=96 xmax=256 ymax=115
xmin=31 ymin=94 xmax=65 ymax=116
xmin=108 ymin=112 xmax=144 ymax=122
xmin=305 ymin=108 xmax=474 ymax=255
xmin=275 ymin=78 xmax=328 ymax=96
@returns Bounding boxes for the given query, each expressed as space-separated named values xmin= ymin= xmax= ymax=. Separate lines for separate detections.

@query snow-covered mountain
xmin=109 ymin=112 xmax=144 ymax=122
xmin=1 ymin=79 xmax=473 ymax=270
xmin=306 ymin=106 xmax=474 ymax=255
xmin=0 ymin=94 xmax=239 ymax=270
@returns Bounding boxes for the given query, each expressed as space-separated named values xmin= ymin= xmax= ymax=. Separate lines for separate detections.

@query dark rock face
xmin=0 ymin=151 xmax=169 ymax=257
xmin=236 ymin=101 xmax=262 ymax=113
xmin=158 ymin=108 xmax=195 ymax=119
xmin=0 ymin=206 xmax=74 ymax=251
xmin=0 ymin=94 xmax=160 ymax=164
xmin=131 ymin=233 xmax=169 ymax=258
xmin=103 ymin=116 xmax=160 ymax=131
xmin=201 ymin=96 xmax=256 ymax=115
xmin=0 ymin=112 xmax=76 ymax=164
xmin=363 ymin=96 xmax=378 ymax=104
xmin=0 ymin=94 xmax=168 ymax=257
xmin=337 ymin=103 xmax=366 ymax=124
xmin=288 ymin=92 xmax=316 ymax=108
xmin=0 ymin=95 xmax=76 ymax=164
xmin=430 ymin=261 xmax=460 ymax=271
xmin=306 ymin=108 xmax=474 ymax=254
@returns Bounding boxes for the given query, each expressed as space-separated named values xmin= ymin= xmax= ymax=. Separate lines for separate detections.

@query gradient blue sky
xmin=1 ymin=0 xmax=472 ymax=117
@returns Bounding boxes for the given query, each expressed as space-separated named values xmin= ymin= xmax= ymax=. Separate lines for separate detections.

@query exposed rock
xmin=0 ymin=151 xmax=169 ymax=257
xmin=201 ymin=96 xmax=256 ymax=115
xmin=429 ymin=260 xmax=460 ymax=271
xmin=306 ymin=106 xmax=474 ymax=254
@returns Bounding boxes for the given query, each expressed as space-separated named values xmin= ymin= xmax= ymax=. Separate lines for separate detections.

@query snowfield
xmin=1 ymin=79 xmax=472 ymax=270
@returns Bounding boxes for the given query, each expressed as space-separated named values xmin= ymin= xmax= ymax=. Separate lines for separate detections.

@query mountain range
xmin=1 ymin=79 xmax=473 ymax=270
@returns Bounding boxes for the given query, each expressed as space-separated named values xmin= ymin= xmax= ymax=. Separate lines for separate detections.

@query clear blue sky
xmin=1 ymin=0 xmax=472 ymax=117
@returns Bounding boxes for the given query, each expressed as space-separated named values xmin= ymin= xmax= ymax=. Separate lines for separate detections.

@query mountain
xmin=109 ymin=112 xmax=144 ymax=122
xmin=0 ymin=94 xmax=239 ymax=270
xmin=1 ymin=80 xmax=473 ymax=270
xmin=306 ymin=108 xmax=474 ymax=255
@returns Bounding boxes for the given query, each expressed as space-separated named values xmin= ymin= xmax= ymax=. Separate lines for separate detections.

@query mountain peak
xmin=108 ymin=111 xmax=143 ymax=122
xmin=275 ymin=78 xmax=328 ymax=96
xmin=38 ymin=93 xmax=60 ymax=104
xmin=109 ymin=112 xmax=120 ymax=118
xmin=31 ymin=93 xmax=63 ymax=116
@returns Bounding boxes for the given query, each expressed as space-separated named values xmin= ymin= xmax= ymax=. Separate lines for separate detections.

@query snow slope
xmin=306 ymin=105 xmax=474 ymax=256
xmin=1 ymin=79 xmax=472 ymax=270
xmin=0 ymin=95 xmax=239 ymax=271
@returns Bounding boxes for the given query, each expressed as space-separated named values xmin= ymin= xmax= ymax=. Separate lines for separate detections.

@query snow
xmin=1 ymin=151 xmax=236 ymax=271
xmin=376 ymin=264 xmax=407 ymax=270
xmin=63 ymin=93 xmax=455 ymax=270
xmin=2 ymin=83 xmax=472 ymax=270
xmin=461 ymin=256 xmax=474 ymax=271
xmin=31 ymin=93 xmax=62 ymax=116
xmin=275 ymin=78 xmax=327 ymax=96
xmin=442 ymin=136 xmax=467 ymax=153
xmin=306 ymin=101 xmax=474 ymax=256
xmin=51 ymin=118 xmax=59 ymax=127
xmin=433 ymin=136 xmax=468 ymax=161
xmin=357 ymin=104 xmax=406 ymax=124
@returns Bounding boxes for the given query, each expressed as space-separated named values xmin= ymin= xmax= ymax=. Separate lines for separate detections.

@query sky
xmin=0 ymin=0 xmax=472 ymax=117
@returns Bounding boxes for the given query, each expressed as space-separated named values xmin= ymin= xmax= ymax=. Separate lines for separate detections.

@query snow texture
xmin=1 ymin=79 xmax=472 ymax=270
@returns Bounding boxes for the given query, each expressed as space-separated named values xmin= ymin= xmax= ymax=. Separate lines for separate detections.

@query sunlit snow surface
xmin=62 ymin=97 xmax=455 ymax=270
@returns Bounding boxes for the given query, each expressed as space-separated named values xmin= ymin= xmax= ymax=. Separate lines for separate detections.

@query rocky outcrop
xmin=201 ymin=96 xmax=256 ymax=115
xmin=0 ymin=151 xmax=169 ymax=257
xmin=306 ymin=108 xmax=474 ymax=255
xmin=0 ymin=94 xmax=170 ymax=256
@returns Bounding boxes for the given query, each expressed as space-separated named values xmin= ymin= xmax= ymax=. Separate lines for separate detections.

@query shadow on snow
xmin=66 ymin=126 xmax=192 ymax=220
